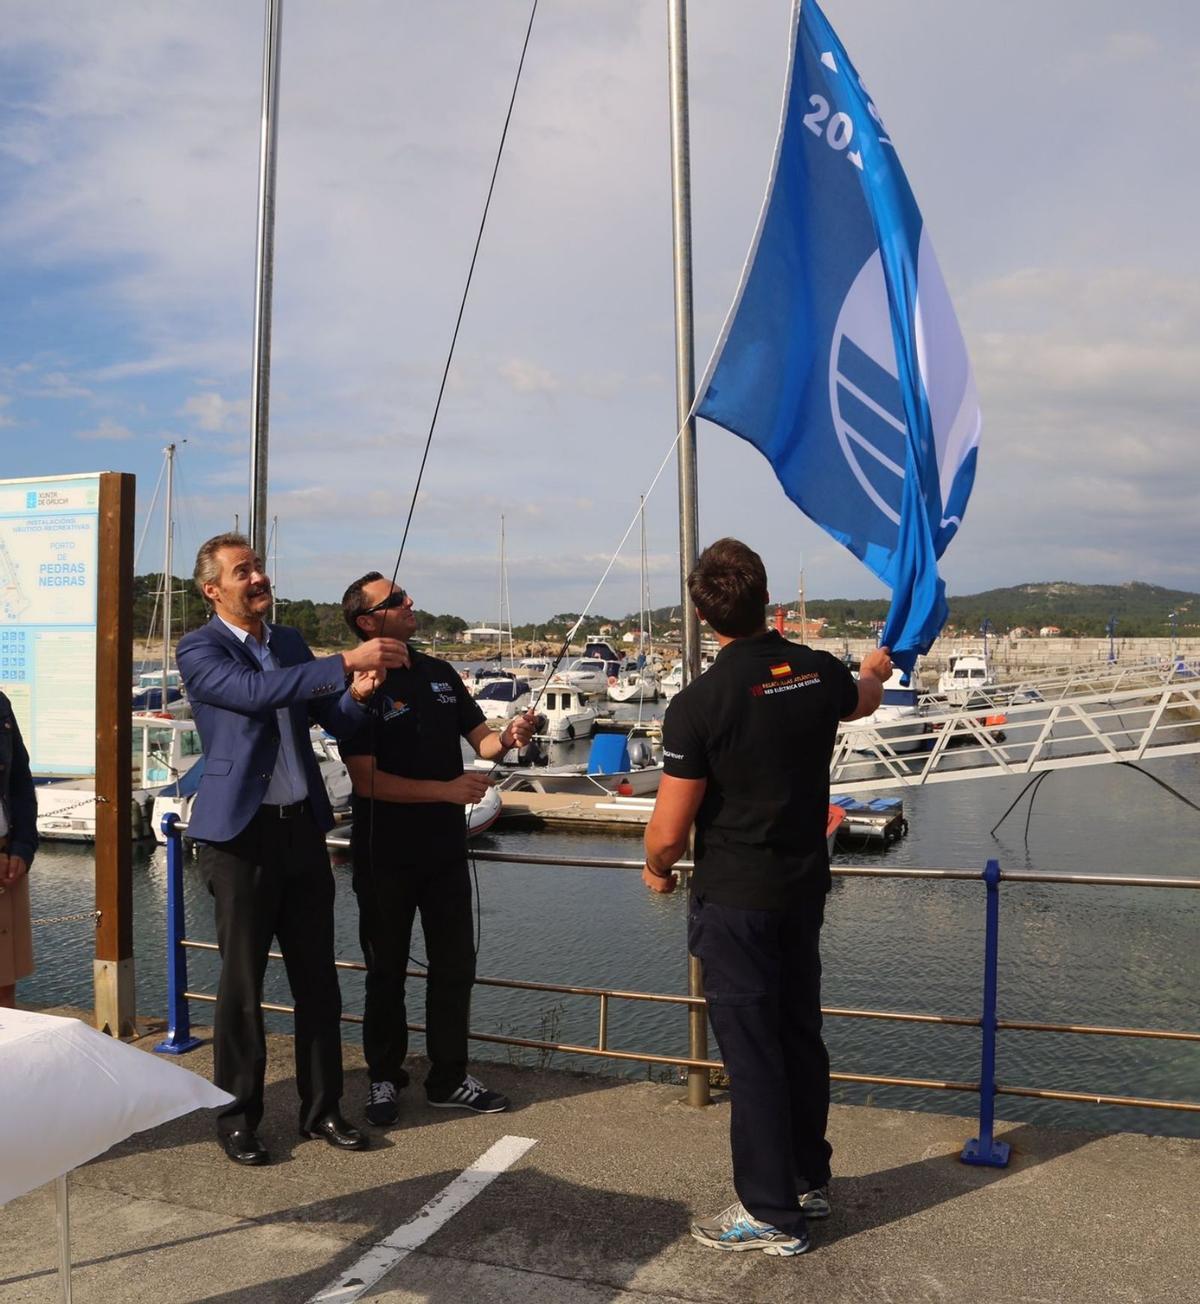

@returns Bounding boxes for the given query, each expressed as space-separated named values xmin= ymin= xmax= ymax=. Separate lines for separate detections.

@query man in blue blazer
xmin=178 ymin=533 xmax=407 ymax=1166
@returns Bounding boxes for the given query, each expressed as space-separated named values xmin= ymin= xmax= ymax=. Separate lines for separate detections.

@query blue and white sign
xmin=0 ymin=474 xmax=100 ymax=775
xmin=696 ymin=0 xmax=981 ymax=670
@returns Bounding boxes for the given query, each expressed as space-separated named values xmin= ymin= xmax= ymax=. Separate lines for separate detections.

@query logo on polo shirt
xmin=770 ymin=662 xmax=792 ymax=678
xmin=383 ymin=699 xmax=410 ymax=721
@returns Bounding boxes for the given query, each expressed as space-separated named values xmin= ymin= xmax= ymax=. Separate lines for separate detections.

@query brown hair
xmin=341 ymin=571 xmax=386 ymax=641
xmin=193 ymin=532 xmax=253 ymax=601
xmin=687 ymin=538 xmax=768 ymax=638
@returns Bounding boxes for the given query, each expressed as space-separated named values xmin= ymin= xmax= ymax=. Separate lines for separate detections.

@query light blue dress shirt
xmin=217 ymin=616 xmax=309 ymax=805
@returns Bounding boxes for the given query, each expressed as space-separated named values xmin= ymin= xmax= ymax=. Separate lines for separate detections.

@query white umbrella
xmin=0 ymin=1008 xmax=233 ymax=1300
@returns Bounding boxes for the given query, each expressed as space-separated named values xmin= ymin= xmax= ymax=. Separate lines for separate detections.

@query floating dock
xmin=499 ymin=791 xmax=908 ymax=844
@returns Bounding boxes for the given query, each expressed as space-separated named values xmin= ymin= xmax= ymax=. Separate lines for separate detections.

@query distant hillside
xmin=648 ymin=582 xmax=1199 ymax=639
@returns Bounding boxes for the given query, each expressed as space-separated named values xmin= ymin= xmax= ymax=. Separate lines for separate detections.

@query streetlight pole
xmin=1107 ymin=614 xmax=1117 ymax=664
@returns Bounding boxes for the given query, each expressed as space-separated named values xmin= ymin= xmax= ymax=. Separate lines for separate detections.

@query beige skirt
xmin=0 ymin=837 xmax=35 ymax=986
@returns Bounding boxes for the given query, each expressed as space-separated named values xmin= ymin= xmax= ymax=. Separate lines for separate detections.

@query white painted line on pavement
xmin=308 ymin=1134 xmax=538 ymax=1303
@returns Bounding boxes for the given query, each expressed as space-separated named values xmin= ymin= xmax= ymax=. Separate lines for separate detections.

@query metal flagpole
xmin=667 ymin=0 xmax=709 ymax=1108
xmin=249 ymin=0 xmax=283 ymax=561
xmin=161 ymin=442 xmax=175 ymax=700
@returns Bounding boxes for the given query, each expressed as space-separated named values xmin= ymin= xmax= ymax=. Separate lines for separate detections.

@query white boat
xmin=937 ymin=653 xmax=996 ymax=705
xmin=462 ymin=664 xmax=514 ymax=698
xmin=607 ymin=662 xmax=660 ymax=703
xmin=514 ymin=657 xmax=552 ymax=690
xmin=476 ymin=677 xmax=533 ymax=722
xmin=479 ymin=735 xmax=662 ymax=796
xmin=152 ymin=726 xmax=353 ymax=843
xmin=37 ymin=714 xmax=204 ymax=842
xmin=537 ymin=683 xmax=598 ymax=741
xmin=551 ymin=657 xmax=612 ymax=698
xmin=840 ymin=669 xmax=929 ymax=755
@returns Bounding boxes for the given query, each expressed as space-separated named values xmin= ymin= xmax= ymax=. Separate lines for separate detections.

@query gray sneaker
xmin=689 ymin=1201 xmax=810 ymax=1256
xmin=798 ymin=1183 xmax=831 ymax=1220
xmin=365 ymin=1079 xmax=400 ymax=1127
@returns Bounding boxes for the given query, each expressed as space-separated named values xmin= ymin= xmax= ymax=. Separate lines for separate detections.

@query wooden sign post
xmin=94 ymin=472 xmax=135 ymax=1037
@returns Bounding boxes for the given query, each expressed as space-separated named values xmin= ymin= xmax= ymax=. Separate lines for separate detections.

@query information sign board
xmin=0 ymin=474 xmax=100 ymax=775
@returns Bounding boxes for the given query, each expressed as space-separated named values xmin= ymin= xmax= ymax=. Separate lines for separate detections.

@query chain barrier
xmin=38 ymin=793 xmax=110 ymax=818
xmin=31 ymin=909 xmax=102 ymax=928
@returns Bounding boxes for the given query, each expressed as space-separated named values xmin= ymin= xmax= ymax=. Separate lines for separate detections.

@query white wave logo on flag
xmin=695 ymin=0 xmax=981 ymax=669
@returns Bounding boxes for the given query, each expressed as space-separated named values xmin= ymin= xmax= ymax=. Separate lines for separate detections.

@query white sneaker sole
xmin=426 ymin=1098 xmax=508 ymax=1114
xmin=689 ymin=1228 xmax=809 ymax=1256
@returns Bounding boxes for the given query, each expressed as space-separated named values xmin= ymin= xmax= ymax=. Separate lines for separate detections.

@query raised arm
xmin=841 ymin=646 xmax=894 ymax=721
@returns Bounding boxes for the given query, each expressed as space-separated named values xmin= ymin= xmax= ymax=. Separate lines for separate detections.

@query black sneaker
xmin=426 ymin=1074 xmax=509 ymax=1114
xmin=365 ymin=1079 xmax=400 ymax=1126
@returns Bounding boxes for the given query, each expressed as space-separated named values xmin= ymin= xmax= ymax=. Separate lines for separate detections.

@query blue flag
xmin=696 ymin=0 xmax=981 ymax=671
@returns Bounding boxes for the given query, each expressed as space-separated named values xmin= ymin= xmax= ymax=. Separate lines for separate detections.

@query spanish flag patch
xmin=769 ymin=662 xmax=792 ymax=678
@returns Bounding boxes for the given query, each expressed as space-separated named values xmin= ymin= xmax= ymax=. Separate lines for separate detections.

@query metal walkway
xmin=832 ymin=675 xmax=1200 ymax=793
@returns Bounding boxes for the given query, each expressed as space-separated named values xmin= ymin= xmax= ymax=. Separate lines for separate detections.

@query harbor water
xmin=21 ymin=752 xmax=1200 ymax=1140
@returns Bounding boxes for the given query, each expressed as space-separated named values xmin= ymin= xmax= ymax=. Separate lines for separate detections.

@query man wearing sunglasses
xmin=340 ymin=572 xmax=537 ymax=1124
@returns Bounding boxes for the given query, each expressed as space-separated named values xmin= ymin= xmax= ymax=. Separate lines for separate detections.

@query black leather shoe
xmin=300 ymin=1113 xmax=369 ymax=1151
xmin=221 ymin=1130 xmax=270 ymax=1166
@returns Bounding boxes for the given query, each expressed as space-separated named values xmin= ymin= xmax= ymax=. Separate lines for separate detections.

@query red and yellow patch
xmin=769 ymin=662 xmax=792 ymax=678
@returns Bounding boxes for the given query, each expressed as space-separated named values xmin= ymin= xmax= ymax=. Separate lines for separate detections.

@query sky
xmin=1 ymin=1 xmax=1197 ymax=624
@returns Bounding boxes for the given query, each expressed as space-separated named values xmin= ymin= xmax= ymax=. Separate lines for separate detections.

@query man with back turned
xmin=643 ymin=537 xmax=892 ymax=1255
xmin=177 ymin=533 xmax=407 ymax=1166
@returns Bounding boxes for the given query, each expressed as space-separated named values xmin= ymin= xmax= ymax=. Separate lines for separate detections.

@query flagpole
xmin=249 ymin=0 xmax=283 ymax=561
xmin=667 ymin=0 xmax=709 ymax=1110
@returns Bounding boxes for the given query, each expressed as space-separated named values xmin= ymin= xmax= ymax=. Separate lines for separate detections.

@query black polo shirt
xmin=661 ymin=630 xmax=857 ymax=909
xmin=340 ymin=651 xmax=485 ymax=855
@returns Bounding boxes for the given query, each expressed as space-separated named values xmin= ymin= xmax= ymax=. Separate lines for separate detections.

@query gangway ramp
xmin=832 ymin=678 xmax=1200 ymax=794
xmin=918 ymin=657 xmax=1199 ymax=713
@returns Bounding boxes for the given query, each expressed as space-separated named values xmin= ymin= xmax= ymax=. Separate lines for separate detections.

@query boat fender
xmin=566 ymin=723 xmax=575 ymax=740
xmin=616 ymin=779 xmax=634 ymax=796
xmin=607 ymin=675 xmax=618 ymax=686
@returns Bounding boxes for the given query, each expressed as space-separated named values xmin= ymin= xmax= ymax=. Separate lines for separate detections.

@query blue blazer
xmin=176 ymin=620 xmax=369 ymax=843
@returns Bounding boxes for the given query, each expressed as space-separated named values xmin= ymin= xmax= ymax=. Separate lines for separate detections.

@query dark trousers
xmin=199 ymin=804 xmax=344 ymax=1135
xmin=688 ymin=892 xmax=830 ymax=1237
xmin=352 ymin=850 xmax=475 ymax=1098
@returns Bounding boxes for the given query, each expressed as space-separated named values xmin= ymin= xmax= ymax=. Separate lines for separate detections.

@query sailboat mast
xmin=271 ymin=513 xmax=279 ymax=623
xmin=639 ymin=496 xmax=647 ymax=663
xmin=249 ymin=0 xmax=283 ymax=559
xmin=498 ymin=515 xmax=505 ymax=661
xmin=161 ymin=442 xmax=175 ymax=700
xmin=667 ymin=0 xmax=701 ymax=692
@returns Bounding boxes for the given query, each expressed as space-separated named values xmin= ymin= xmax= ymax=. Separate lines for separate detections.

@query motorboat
xmin=37 ymin=713 xmax=204 ymax=841
xmin=936 ymin=653 xmax=996 ymax=705
xmin=476 ymin=677 xmax=533 ymax=722
xmin=608 ymin=660 xmax=660 ymax=703
xmin=461 ymin=664 xmax=514 ymax=698
xmin=514 ymin=657 xmax=553 ymax=690
xmin=840 ymin=669 xmax=929 ymax=755
xmin=536 ymin=683 xmax=598 ymax=741
xmin=479 ymin=734 xmax=662 ymax=796
xmin=324 ymin=780 xmax=502 ymax=850
xmin=152 ymin=726 xmax=353 ymax=843
xmin=551 ymin=657 xmax=612 ymax=698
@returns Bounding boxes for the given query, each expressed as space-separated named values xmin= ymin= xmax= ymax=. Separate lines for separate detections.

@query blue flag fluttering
xmin=696 ymin=0 xmax=981 ymax=671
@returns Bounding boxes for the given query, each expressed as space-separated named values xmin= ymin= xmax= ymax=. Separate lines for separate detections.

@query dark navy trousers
xmin=688 ymin=891 xmax=831 ymax=1237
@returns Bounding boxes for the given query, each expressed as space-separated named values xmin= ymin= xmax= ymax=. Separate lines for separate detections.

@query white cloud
xmin=180 ymin=391 xmax=249 ymax=434
xmin=75 ymin=418 xmax=134 ymax=441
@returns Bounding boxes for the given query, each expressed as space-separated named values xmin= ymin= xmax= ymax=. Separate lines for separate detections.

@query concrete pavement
xmin=1 ymin=1021 xmax=1196 ymax=1303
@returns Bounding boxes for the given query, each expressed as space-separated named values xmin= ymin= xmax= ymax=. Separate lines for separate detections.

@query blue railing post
xmin=962 ymin=857 xmax=1011 ymax=1167
xmin=154 ymin=813 xmax=203 ymax=1055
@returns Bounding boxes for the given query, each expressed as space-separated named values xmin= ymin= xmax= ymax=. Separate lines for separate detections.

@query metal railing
xmin=156 ymin=817 xmax=1200 ymax=1169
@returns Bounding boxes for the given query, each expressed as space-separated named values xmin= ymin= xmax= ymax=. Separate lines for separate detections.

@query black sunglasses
xmin=362 ymin=589 xmax=408 ymax=617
